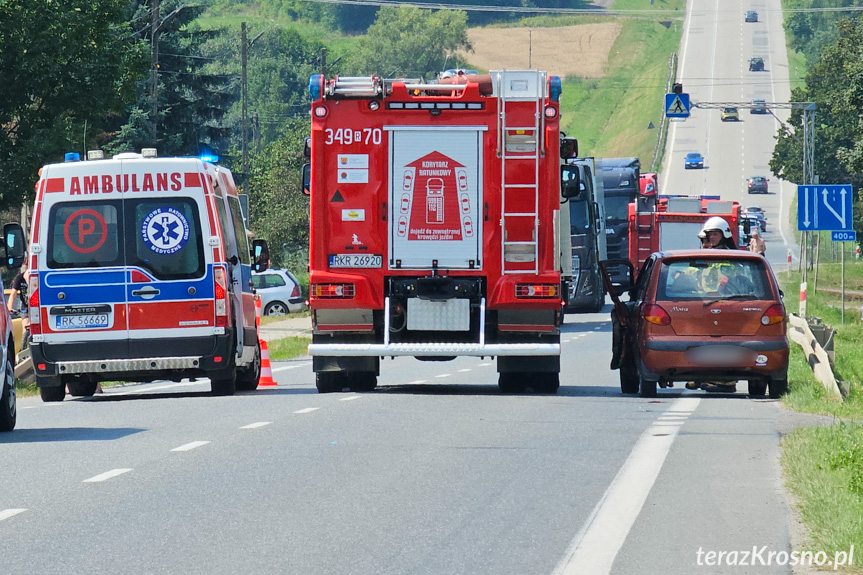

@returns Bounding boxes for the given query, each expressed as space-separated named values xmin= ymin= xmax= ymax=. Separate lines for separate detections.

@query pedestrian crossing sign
xmin=665 ymin=93 xmax=690 ymax=118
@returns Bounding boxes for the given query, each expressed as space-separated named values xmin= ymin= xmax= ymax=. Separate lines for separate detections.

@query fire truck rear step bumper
xmin=308 ymin=343 xmax=560 ymax=357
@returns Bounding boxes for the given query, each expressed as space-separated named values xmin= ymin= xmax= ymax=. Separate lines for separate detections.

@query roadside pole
xmin=841 ymin=239 xmax=845 ymax=324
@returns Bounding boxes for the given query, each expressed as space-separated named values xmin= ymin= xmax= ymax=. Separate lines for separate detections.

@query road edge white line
xmin=552 ymin=397 xmax=701 ymax=575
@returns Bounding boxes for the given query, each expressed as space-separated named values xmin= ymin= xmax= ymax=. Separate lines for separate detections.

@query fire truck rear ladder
xmin=499 ymin=70 xmax=546 ymax=275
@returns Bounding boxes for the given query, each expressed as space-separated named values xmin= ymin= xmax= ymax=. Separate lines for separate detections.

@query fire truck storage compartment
xmin=388 ymin=276 xmax=483 ymax=339
xmin=388 ymin=127 xmax=483 ymax=270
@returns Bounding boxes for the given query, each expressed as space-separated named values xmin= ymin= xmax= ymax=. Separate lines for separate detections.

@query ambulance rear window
xmin=47 ymin=202 xmax=122 ymax=268
xmin=129 ymin=198 xmax=205 ymax=280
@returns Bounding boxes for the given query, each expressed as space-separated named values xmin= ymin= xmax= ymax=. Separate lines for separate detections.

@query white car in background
xmin=251 ymin=269 xmax=306 ymax=315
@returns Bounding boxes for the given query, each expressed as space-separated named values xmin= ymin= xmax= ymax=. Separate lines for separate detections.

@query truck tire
xmin=0 ymin=357 xmax=16 ymax=431
xmin=498 ymin=372 xmax=526 ymax=394
xmin=67 ymin=380 xmax=98 ymax=397
xmin=236 ymin=342 xmax=261 ymax=391
xmin=349 ymin=372 xmax=377 ymax=392
xmin=38 ymin=376 xmax=65 ymax=402
xmin=210 ymin=369 xmax=237 ymax=396
xmin=533 ymin=372 xmax=560 ymax=394
xmin=316 ymin=372 xmax=347 ymax=393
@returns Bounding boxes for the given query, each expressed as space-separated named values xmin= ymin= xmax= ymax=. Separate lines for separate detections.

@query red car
xmin=601 ymin=250 xmax=789 ymax=398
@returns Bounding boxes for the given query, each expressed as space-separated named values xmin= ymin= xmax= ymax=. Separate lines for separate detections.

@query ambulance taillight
xmin=28 ymin=273 xmax=40 ymax=334
xmin=214 ymin=266 xmax=228 ymax=326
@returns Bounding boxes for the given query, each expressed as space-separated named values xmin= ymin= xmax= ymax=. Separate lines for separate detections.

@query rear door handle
xmin=132 ymin=288 xmax=160 ymax=298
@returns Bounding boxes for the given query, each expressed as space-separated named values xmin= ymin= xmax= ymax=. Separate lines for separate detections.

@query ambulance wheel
xmin=236 ymin=342 xmax=261 ymax=391
xmin=210 ymin=370 xmax=237 ymax=396
xmin=38 ymin=382 xmax=66 ymax=403
xmin=0 ymin=357 xmax=17 ymax=432
xmin=316 ymin=372 xmax=347 ymax=393
xmin=498 ymin=372 xmax=526 ymax=394
xmin=532 ymin=372 xmax=560 ymax=394
xmin=67 ymin=380 xmax=98 ymax=397
xmin=349 ymin=372 xmax=377 ymax=392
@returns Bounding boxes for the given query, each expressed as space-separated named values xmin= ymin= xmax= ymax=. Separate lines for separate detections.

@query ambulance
xmin=28 ymin=150 xmax=269 ymax=401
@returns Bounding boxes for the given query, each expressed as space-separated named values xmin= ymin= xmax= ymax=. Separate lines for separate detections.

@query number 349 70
xmin=324 ymin=128 xmax=382 ymax=146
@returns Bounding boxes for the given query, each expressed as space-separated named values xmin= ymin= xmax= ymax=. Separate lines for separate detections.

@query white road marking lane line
xmin=339 ymin=396 xmax=362 ymax=401
xmin=408 ymin=380 xmax=427 ymax=384
xmin=478 ymin=363 xmax=492 ymax=367
xmin=240 ymin=422 xmax=272 ymax=429
xmin=458 ymin=369 xmax=472 ymax=373
xmin=294 ymin=407 xmax=320 ymax=414
xmin=83 ymin=468 xmax=133 ymax=483
xmin=435 ymin=373 xmax=451 ymax=378
xmin=171 ymin=441 xmax=211 ymax=452
xmin=0 ymin=509 xmax=27 ymax=521
xmin=272 ymin=363 xmax=311 ymax=373
xmin=553 ymin=397 xmax=701 ymax=575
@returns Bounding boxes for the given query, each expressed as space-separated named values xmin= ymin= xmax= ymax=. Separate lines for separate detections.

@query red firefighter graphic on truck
xmin=398 ymin=151 xmax=473 ymax=241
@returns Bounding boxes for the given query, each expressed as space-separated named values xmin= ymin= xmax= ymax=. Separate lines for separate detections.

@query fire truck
xmin=302 ymin=70 xmax=578 ymax=394
xmin=628 ymin=195 xmax=741 ymax=274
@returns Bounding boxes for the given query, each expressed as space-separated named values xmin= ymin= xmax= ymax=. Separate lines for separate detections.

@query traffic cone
xmin=255 ymin=295 xmax=262 ymax=328
xmin=258 ymin=339 xmax=276 ymax=387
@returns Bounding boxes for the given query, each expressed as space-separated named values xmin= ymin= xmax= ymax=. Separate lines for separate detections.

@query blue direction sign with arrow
xmin=665 ymin=93 xmax=690 ymax=118
xmin=797 ymin=185 xmax=854 ymax=231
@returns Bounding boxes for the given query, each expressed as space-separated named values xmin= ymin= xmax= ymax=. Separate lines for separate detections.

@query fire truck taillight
xmin=312 ymin=284 xmax=355 ymax=299
xmin=515 ymin=284 xmax=558 ymax=298
xmin=314 ymin=106 xmax=328 ymax=118
xmin=214 ymin=266 xmax=228 ymax=326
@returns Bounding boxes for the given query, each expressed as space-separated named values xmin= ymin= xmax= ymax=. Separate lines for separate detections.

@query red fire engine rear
xmin=304 ymin=71 xmax=565 ymax=393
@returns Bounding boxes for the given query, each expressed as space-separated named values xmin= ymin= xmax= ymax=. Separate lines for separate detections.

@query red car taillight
xmin=290 ymin=284 xmax=300 ymax=298
xmin=643 ymin=304 xmax=671 ymax=326
xmin=761 ymin=303 xmax=785 ymax=325
xmin=214 ymin=266 xmax=228 ymax=326
xmin=28 ymin=273 xmax=40 ymax=334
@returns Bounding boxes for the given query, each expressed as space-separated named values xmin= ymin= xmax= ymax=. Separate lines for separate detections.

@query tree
xmin=246 ymin=117 xmax=311 ymax=267
xmin=770 ymin=18 xmax=863 ymax=233
xmin=0 ymin=0 xmax=146 ymax=209
xmin=346 ymin=6 xmax=471 ymax=78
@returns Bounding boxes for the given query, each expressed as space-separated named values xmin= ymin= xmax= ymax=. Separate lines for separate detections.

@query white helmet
xmin=698 ymin=216 xmax=732 ymax=239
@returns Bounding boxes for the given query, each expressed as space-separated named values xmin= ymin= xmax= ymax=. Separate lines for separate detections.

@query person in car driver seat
xmin=688 ymin=217 xmax=740 ymax=392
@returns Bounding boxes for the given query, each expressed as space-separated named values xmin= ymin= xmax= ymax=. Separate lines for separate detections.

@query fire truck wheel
xmin=236 ymin=342 xmax=261 ymax=391
xmin=210 ymin=369 xmax=237 ymax=396
xmin=349 ymin=372 xmax=377 ymax=392
xmin=67 ymin=380 xmax=98 ymax=397
xmin=533 ymin=373 xmax=560 ymax=394
xmin=38 ymin=377 xmax=66 ymax=402
xmin=316 ymin=372 xmax=347 ymax=393
xmin=498 ymin=373 xmax=526 ymax=394
xmin=0 ymin=357 xmax=16 ymax=431
xmin=619 ymin=362 xmax=639 ymax=394
xmin=747 ymin=379 xmax=767 ymax=396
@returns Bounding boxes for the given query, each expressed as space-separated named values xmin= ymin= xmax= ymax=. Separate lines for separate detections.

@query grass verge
xmin=267 ymin=336 xmax=311 ymax=361
xmin=781 ymin=424 xmax=863 ymax=570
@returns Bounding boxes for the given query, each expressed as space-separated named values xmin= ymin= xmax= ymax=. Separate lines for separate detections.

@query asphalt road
xmin=0 ymin=310 xmax=809 ymax=575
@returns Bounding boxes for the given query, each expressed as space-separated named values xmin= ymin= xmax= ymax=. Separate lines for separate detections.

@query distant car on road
xmin=747 ymin=175 xmax=769 ymax=194
xmin=743 ymin=205 xmax=768 ymax=230
xmin=749 ymin=57 xmax=765 ymax=71
xmin=684 ymin=152 xmax=705 ymax=169
xmin=251 ymin=269 xmax=307 ymax=315
xmin=600 ymin=251 xmax=789 ymax=398
xmin=721 ymin=107 xmax=740 ymax=122
xmin=745 ymin=10 xmax=758 ymax=22
xmin=750 ymin=98 xmax=768 ymax=114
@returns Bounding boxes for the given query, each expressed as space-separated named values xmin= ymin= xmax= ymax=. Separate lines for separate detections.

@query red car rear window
xmin=658 ymin=259 xmax=773 ymax=301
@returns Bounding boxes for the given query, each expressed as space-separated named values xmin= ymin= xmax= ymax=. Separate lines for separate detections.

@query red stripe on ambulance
xmin=45 ymin=178 xmax=65 ymax=193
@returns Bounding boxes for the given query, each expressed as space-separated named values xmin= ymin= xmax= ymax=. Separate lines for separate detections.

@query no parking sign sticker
xmin=64 ymin=209 xmax=108 ymax=254
xmin=141 ymin=207 xmax=190 ymax=255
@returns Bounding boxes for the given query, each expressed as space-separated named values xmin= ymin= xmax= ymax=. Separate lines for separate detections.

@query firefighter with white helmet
xmin=698 ymin=216 xmax=736 ymax=249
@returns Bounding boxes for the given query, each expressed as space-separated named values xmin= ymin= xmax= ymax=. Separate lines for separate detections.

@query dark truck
xmin=600 ymin=157 xmax=641 ymax=284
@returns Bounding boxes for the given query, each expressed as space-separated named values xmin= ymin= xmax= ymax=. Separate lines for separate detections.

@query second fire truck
xmin=302 ymin=70 xmax=578 ymax=393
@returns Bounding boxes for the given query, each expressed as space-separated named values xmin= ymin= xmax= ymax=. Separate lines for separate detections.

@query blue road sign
xmin=831 ymin=230 xmax=856 ymax=242
xmin=797 ymin=185 xmax=854 ymax=231
xmin=665 ymin=93 xmax=690 ymax=118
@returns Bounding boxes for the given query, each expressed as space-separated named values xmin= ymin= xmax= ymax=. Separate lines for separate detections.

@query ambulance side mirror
xmin=252 ymin=239 xmax=270 ymax=273
xmin=302 ymin=164 xmax=311 ymax=196
xmin=3 ymin=222 xmax=26 ymax=269
xmin=561 ymin=165 xmax=581 ymax=199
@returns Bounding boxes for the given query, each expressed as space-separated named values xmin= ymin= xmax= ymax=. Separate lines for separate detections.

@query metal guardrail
xmin=787 ymin=313 xmax=843 ymax=399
